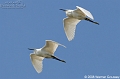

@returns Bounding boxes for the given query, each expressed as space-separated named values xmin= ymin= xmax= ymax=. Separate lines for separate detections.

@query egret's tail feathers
xmin=85 ymin=18 xmax=99 ymax=25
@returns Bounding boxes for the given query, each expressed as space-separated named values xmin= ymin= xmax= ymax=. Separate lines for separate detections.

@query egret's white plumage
xmin=30 ymin=54 xmax=44 ymax=73
xmin=64 ymin=18 xmax=81 ymax=41
xmin=60 ymin=6 xmax=99 ymax=41
xmin=76 ymin=6 xmax=94 ymax=20
xmin=29 ymin=40 xmax=66 ymax=73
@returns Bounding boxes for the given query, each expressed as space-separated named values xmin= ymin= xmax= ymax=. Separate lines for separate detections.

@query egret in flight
xmin=60 ymin=6 xmax=99 ymax=41
xmin=29 ymin=40 xmax=66 ymax=73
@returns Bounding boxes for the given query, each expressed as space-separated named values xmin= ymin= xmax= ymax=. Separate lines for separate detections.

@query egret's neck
xmin=66 ymin=10 xmax=73 ymax=17
xmin=34 ymin=49 xmax=42 ymax=55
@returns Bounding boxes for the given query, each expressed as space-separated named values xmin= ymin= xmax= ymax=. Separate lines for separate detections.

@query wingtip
xmin=68 ymin=39 xmax=72 ymax=41
xmin=46 ymin=40 xmax=66 ymax=48
xmin=37 ymin=71 xmax=42 ymax=74
xmin=68 ymin=37 xmax=74 ymax=41
xmin=67 ymin=34 xmax=74 ymax=41
xmin=59 ymin=44 xmax=66 ymax=48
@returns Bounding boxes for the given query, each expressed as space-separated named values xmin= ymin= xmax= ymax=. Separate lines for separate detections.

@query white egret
xmin=29 ymin=40 xmax=66 ymax=73
xmin=60 ymin=6 xmax=99 ymax=41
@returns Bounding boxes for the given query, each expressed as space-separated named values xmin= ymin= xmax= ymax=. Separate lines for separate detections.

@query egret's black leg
xmin=51 ymin=56 xmax=66 ymax=63
xmin=85 ymin=18 xmax=99 ymax=25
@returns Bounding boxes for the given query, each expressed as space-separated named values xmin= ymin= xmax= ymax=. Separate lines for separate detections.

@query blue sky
xmin=0 ymin=0 xmax=120 ymax=79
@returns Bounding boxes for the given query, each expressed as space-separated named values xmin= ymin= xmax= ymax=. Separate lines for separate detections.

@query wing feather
xmin=30 ymin=54 xmax=44 ymax=73
xmin=76 ymin=6 xmax=94 ymax=20
xmin=42 ymin=40 xmax=66 ymax=54
xmin=63 ymin=17 xmax=80 ymax=41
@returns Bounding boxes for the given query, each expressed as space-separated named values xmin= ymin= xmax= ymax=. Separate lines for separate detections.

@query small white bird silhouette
xmin=29 ymin=40 xmax=66 ymax=73
xmin=60 ymin=6 xmax=99 ymax=41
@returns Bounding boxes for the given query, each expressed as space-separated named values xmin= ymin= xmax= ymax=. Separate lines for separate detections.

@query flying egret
xmin=60 ymin=6 xmax=99 ymax=41
xmin=29 ymin=40 xmax=66 ymax=73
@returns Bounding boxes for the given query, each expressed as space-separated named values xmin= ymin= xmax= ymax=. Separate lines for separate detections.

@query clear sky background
xmin=0 ymin=0 xmax=120 ymax=79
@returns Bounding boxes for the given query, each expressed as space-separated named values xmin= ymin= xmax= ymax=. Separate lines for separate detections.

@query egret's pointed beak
xmin=28 ymin=48 xmax=35 ymax=50
xmin=59 ymin=9 xmax=67 ymax=11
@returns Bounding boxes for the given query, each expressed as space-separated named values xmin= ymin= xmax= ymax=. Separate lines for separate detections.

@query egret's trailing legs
xmin=51 ymin=55 xmax=66 ymax=63
xmin=85 ymin=18 xmax=99 ymax=25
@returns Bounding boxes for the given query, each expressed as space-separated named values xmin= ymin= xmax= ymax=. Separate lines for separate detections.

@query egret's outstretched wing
xmin=42 ymin=40 xmax=66 ymax=54
xmin=73 ymin=8 xmax=86 ymax=18
xmin=63 ymin=17 xmax=81 ymax=41
xmin=76 ymin=6 xmax=94 ymax=20
xmin=30 ymin=54 xmax=44 ymax=73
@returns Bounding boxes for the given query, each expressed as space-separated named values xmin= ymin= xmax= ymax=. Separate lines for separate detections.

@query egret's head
xmin=28 ymin=48 xmax=38 ymax=54
xmin=59 ymin=9 xmax=67 ymax=11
